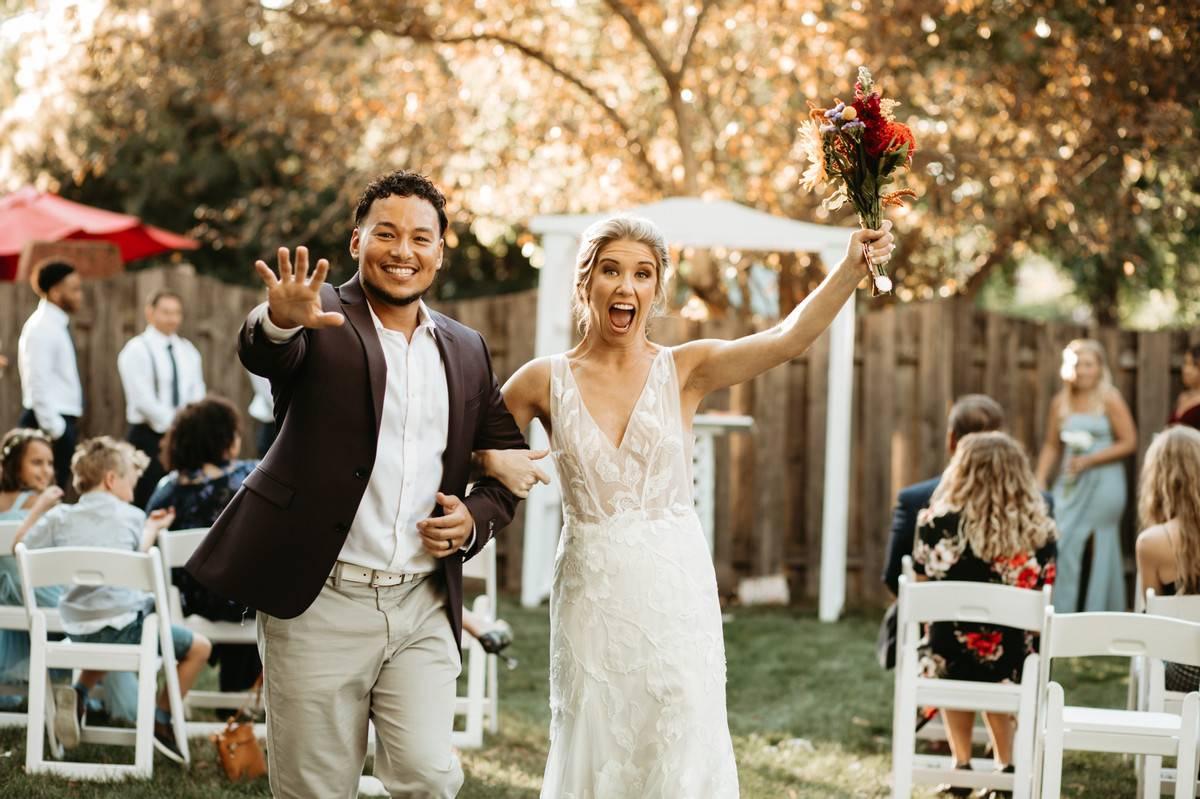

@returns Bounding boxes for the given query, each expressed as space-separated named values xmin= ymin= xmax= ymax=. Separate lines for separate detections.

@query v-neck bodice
xmin=549 ymin=349 xmax=694 ymax=524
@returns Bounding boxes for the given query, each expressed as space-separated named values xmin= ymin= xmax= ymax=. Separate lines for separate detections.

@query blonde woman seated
xmin=1134 ymin=425 xmax=1200 ymax=690
xmin=912 ymin=432 xmax=1057 ymax=795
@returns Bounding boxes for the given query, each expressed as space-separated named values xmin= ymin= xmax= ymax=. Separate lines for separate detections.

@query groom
xmin=187 ymin=171 xmax=527 ymax=798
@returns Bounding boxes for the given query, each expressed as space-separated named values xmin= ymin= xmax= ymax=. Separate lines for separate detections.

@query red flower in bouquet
xmin=867 ymin=122 xmax=917 ymax=164
xmin=798 ymin=66 xmax=919 ymax=296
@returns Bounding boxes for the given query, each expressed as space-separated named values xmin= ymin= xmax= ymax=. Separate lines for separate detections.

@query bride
xmin=481 ymin=215 xmax=893 ymax=798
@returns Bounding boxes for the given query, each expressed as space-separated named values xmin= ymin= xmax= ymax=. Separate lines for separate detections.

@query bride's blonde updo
xmin=571 ymin=216 xmax=672 ymax=336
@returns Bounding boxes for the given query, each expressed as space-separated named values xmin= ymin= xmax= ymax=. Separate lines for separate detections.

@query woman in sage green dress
xmin=1035 ymin=339 xmax=1138 ymax=613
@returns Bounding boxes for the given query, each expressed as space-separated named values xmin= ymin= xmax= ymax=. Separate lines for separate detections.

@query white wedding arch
xmin=521 ymin=197 xmax=858 ymax=622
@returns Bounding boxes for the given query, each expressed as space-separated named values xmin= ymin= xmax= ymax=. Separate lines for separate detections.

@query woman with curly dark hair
xmin=147 ymin=396 xmax=260 ymax=699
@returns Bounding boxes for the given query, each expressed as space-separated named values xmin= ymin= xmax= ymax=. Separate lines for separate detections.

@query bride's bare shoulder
xmin=504 ymin=357 xmax=553 ymax=399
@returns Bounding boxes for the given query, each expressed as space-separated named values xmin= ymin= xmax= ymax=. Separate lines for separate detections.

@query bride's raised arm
xmin=675 ymin=222 xmax=893 ymax=400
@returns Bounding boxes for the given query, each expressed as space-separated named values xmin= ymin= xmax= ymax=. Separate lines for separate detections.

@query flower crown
xmin=1 ymin=430 xmax=52 ymax=463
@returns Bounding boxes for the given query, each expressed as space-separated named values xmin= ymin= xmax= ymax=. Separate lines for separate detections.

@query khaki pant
xmin=258 ymin=574 xmax=464 ymax=798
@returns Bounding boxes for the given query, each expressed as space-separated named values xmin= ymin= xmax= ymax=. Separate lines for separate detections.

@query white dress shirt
xmin=17 ymin=299 xmax=83 ymax=440
xmin=116 ymin=326 xmax=206 ymax=433
xmin=252 ymin=296 xmax=452 ymax=574
xmin=247 ymin=372 xmax=274 ymax=424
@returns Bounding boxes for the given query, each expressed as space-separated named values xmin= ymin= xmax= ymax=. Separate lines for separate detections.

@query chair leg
xmin=133 ymin=622 xmax=158 ymax=778
xmin=1144 ymin=754 xmax=1163 ymax=799
xmin=1174 ymin=695 xmax=1199 ymax=799
xmin=1012 ymin=656 xmax=1039 ymax=799
xmin=1040 ymin=683 xmax=1065 ymax=799
xmin=891 ymin=651 xmax=918 ymax=798
xmin=155 ymin=613 xmax=190 ymax=764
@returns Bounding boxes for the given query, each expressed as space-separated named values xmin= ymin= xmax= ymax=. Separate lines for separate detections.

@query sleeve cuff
xmin=251 ymin=302 xmax=303 ymax=343
xmin=40 ymin=414 xmax=66 ymax=440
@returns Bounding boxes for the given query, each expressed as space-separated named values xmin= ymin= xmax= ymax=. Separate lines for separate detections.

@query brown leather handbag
xmin=212 ymin=675 xmax=267 ymax=782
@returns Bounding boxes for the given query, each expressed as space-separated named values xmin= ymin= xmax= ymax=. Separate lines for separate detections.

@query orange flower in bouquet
xmin=800 ymin=66 xmax=918 ymax=295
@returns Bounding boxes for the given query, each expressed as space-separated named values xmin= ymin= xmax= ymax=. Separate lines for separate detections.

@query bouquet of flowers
xmin=799 ymin=66 xmax=918 ymax=296
xmin=1059 ymin=429 xmax=1095 ymax=496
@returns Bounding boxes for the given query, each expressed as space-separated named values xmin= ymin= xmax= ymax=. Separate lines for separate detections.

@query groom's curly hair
xmin=354 ymin=171 xmax=448 ymax=238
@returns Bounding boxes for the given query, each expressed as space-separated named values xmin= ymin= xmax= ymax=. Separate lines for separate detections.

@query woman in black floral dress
xmin=147 ymin=396 xmax=260 ymax=700
xmin=912 ymin=431 xmax=1057 ymax=794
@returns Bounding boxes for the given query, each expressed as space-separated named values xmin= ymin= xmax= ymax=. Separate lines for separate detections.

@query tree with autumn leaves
xmin=1 ymin=0 xmax=1196 ymax=323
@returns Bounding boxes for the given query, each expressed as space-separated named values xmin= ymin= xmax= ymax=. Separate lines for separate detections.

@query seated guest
xmin=1135 ymin=425 xmax=1200 ymax=690
xmin=13 ymin=437 xmax=212 ymax=759
xmin=147 ymin=396 xmax=259 ymax=697
xmin=912 ymin=431 xmax=1057 ymax=795
xmin=878 ymin=397 xmax=1053 ymax=669
xmin=878 ymin=396 xmax=1015 ymax=672
xmin=0 ymin=428 xmax=63 ymax=701
xmin=884 ymin=394 xmax=1013 ymax=597
xmin=1169 ymin=344 xmax=1200 ymax=430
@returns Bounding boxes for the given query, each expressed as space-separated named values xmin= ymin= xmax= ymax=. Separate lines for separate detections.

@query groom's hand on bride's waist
xmin=418 ymin=492 xmax=475 ymax=558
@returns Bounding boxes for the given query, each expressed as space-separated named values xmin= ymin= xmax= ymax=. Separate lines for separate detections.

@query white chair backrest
xmin=901 ymin=554 xmax=916 ymax=583
xmin=1043 ymin=608 xmax=1200 ymax=668
xmin=157 ymin=528 xmax=209 ymax=569
xmin=899 ymin=578 xmax=1051 ymax=632
xmin=0 ymin=520 xmax=21 ymax=554
xmin=15 ymin=544 xmax=163 ymax=613
xmin=1145 ymin=589 xmax=1200 ymax=623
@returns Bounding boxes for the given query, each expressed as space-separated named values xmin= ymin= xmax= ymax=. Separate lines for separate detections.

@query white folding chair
xmin=1034 ymin=609 xmax=1200 ymax=799
xmin=16 ymin=543 xmax=190 ymax=779
xmin=454 ymin=538 xmax=499 ymax=749
xmin=0 ymin=521 xmax=67 ymax=729
xmin=157 ymin=527 xmax=261 ymax=738
xmin=898 ymin=555 xmax=1007 ymax=749
xmin=892 ymin=570 xmax=1049 ymax=799
xmin=1140 ymin=591 xmax=1200 ymax=797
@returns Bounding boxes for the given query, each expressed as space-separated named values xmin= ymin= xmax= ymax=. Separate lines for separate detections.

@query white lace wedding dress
xmin=540 ymin=348 xmax=739 ymax=799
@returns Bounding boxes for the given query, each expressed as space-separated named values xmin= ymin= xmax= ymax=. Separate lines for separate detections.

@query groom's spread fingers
xmin=254 ymin=260 xmax=280 ymax=288
xmin=277 ymin=247 xmax=293 ymax=281
xmin=312 ymin=258 xmax=330 ymax=286
xmin=294 ymin=246 xmax=310 ymax=283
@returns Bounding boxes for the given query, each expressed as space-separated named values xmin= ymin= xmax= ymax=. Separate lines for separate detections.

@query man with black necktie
xmin=17 ymin=261 xmax=85 ymax=490
xmin=117 ymin=290 xmax=206 ymax=506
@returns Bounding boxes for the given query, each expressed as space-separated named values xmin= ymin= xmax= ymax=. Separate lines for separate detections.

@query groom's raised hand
xmin=254 ymin=246 xmax=345 ymax=330
xmin=417 ymin=492 xmax=476 ymax=558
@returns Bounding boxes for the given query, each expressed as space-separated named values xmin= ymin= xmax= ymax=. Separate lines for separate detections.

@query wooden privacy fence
xmin=2 ymin=267 xmax=1197 ymax=607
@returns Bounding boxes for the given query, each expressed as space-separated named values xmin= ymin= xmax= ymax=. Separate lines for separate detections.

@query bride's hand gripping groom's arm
xmin=675 ymin=222 xmax=894 ymax=398
xmin=474 ymin=357 xmax=556 ymax=497
xmin=240 ymin=246 xmax=346 ymax=380
xmin=475 ymin=449 xmax=551 ymax=498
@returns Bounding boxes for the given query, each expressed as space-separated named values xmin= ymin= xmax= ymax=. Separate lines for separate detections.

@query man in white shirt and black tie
xmin=117 ymin=290 xmax=206 ymax=506
xmin=17 ymin=261 xmax=84 ymax=490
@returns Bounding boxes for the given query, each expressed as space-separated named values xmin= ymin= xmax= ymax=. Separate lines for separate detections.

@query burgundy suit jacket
xmin=185 ymin=274 xmax=526 ymax=646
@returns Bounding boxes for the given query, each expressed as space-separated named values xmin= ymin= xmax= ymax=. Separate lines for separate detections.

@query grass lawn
xmin=0 ymin=602 xmax=1138 ymax=797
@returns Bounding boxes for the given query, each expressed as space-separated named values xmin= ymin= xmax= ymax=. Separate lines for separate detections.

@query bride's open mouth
xmin=608 ymin=302 xmax=636 ymax=333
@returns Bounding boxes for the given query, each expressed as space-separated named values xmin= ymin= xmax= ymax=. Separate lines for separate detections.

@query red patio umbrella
xmin=0 ymin=187 xmax=200 ymax=281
